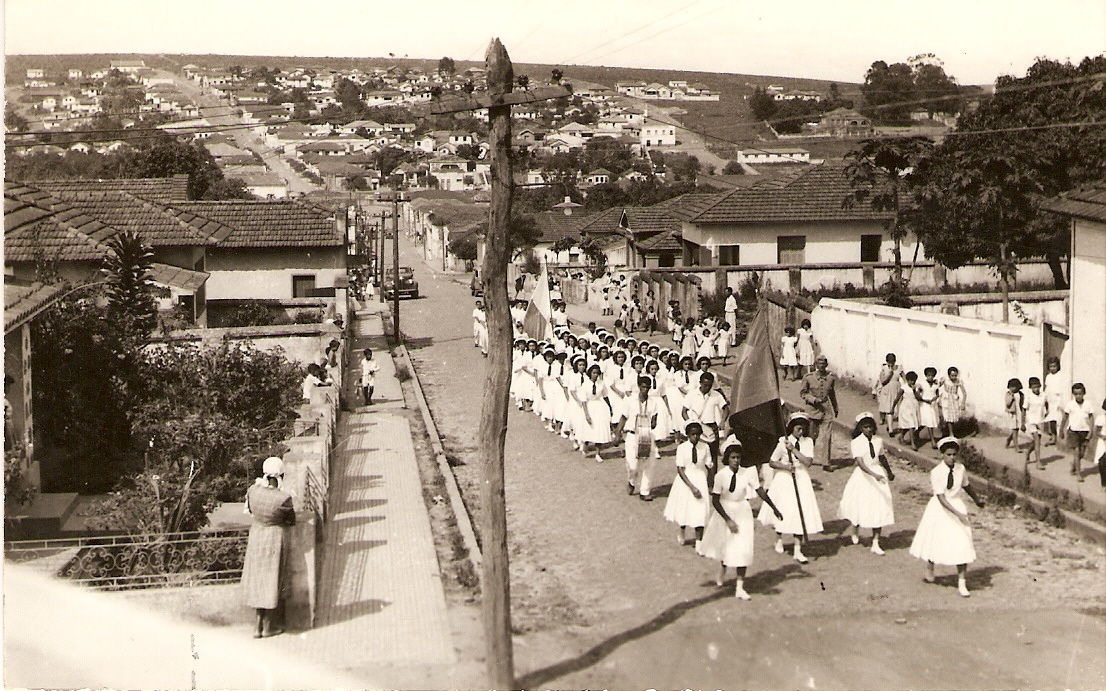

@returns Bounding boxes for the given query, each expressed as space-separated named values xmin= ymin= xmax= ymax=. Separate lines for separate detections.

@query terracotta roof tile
xmin=1042 ymin=183 xmax=1106 ymax=223
xmin=5 ymin=281 xmax=66 ymax=334
xmin=32 ymin=174 xmax=190 ymax=203
xmin=174 ymin=200 xmax=343 ymax=248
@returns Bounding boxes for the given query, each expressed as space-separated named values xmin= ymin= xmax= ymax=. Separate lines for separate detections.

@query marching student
xmin=682 ymin=371 xmax=728 ymax=464
xmin=664 ymin=422 xmax=714 ymax=545
xmin=839 ymin=412 xmax=895 ymax=555
xmin=909 ymin=436 xmax=986 ymax=597
xmin=644 ymin=359 xmax=672 ymax=444
xmin=575 ymin=363 xmax=614 ymax=462
xmin=697 ymin=438 xmax=783 ymax=600
xmin=617 ymin=376 xmax=661 ymax=500
xmin=759 ymin=412 xmax=823 ymax=564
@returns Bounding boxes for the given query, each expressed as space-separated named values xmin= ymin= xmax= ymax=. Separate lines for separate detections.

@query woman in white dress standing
xmin=697 ymin=439 xmax=783 ymax=599
xmin=575 ymin=363 xmax=613 ymax=462
xmin=780 ymin=327 xmax=800 ymax=381
xmin=909 ymin=437 xmax=986 ymax=597
xmin=839 ymin=412 xmax=895 ymax=555
xmin=759 ymin=412 xmax=823 ymax=563
xmin=664 ymin=422 xmax=714 ymax=545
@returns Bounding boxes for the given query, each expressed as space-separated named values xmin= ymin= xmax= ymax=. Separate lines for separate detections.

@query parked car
xmin=470 ymin=271 xmax=484 ymax=297
xmin=383 ymin=266 xmax=419 ymax=299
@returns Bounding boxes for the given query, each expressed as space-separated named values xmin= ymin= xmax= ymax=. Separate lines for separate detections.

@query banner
xmin=725 ymin=308 xmax=785 ymax=463
xmin=522 ymin=263 xmax=554 ymax=341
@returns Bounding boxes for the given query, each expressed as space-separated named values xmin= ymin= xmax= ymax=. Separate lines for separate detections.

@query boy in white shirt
xmin=1022 ymin=376 xmax=1048 ymax=471
xmin=1060 ymin=383 xmax=1096 ymax=481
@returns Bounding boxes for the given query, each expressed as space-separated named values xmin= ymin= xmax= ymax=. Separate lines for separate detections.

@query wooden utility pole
xmin=392 ymin=192 xmax=402 ymax=343
xmin=480 ymin=39 xmax=516 ymax=689
xmin=421 ymin=39 xmax=570 ymax=689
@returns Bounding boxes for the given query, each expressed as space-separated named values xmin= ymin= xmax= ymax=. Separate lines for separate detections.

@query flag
xmin=725 ymin=308 xmax=784 ymax=463
xmin=522 ymin=263 xmax=554 ymax=341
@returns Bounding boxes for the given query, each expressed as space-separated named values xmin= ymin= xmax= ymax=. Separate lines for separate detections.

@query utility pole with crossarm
xmin=419 ymin=39 xmax=570 ymax=688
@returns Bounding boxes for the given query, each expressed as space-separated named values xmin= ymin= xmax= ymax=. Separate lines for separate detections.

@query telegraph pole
xmin=392 ymin=191 xmax=403 ymax=343
xmin=418 ymin=39 xmax=570 ymax=689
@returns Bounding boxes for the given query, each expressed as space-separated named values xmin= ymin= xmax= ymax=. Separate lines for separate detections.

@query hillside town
xmin=3 ymin=16 xmax=1106 ymax=691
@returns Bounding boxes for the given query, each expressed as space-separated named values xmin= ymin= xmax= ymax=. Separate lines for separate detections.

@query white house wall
xmin=812 ymin=297 xmax=1044 ymax=426
xmin=1070 ymin=217 xmax=1106 ymax=399
xmin=205 ymin=248 xmax=345 ymax=301
xmin=681 ymin=221 xmax=919 ymax=266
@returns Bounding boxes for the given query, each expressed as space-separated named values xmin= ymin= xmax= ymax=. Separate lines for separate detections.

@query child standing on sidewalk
xmin=909 ymin=437 xmax=986 ymax=597
xmin=780 ymin=327 xmax=799 ymax=381
xmin=796 ymin=319 xmax=816 ymax=375
xmin=894 ymin=371 xmax=920 ymax=449
xmin=1043 ymin=357 xmax=1065 ymax=446
xmin=916 ymin=367 xmax=941 ymax=450
xmin=1092 ymin=399 xmax=1106 ymax=489
xmin=1060 ymin=383 xmax=1096 ymax=482
xmin=873 ymin=353 xmax=901 ymax=431
xmin=1022 ymin=377 xmax=1048 ymax=471
xmin=359 ymin=349 xmax=380 ymax=406
xmin=839 ymin=412 xmax=895 ymax=555
xmin=1004 ymin=378 xmax=1025 ymax=450
xmin=938 ymin=366 xmax=967 ymax=439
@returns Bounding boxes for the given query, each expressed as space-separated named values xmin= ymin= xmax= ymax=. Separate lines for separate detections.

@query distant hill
xmin=5 ymin=52 xmax=865 ymax=151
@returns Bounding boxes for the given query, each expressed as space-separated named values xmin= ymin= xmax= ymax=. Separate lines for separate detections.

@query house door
xmin=777 ymin=235 xmax=806 ymax=264
xmin=1042 ymin=321 xmax=1068 ymax=372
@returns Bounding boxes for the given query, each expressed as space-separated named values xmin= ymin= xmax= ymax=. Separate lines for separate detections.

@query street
xmin=164 ymin=69 xmax=320 ymax=195
xmin=394 ymin=233 xmax=1106 ymax=689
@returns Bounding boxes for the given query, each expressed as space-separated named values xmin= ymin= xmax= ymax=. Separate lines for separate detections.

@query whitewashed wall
xmin=812 ymin=297 xmax=1045 ymax=426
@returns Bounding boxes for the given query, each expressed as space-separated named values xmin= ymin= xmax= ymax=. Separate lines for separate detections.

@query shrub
xmin=292 ymin=309 xmax=324 ymax=324
xmin=221 ymin=302 xmax=291 ymax=327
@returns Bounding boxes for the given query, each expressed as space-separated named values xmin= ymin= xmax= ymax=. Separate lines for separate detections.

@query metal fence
xmin=4 ymin=529 xmax=249 ymax=591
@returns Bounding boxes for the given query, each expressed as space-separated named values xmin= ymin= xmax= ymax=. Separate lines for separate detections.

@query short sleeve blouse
xmin=712 ymin=465 xmax=759 ymax=501
xmin=850 ymin=434 xmax=883 ymax=463
xmin=676 ymin=441 xmax=712 ymax=469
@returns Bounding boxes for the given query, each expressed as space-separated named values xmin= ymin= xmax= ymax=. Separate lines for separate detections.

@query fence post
xmin=789 ymin=267 xmax=802 ymax=293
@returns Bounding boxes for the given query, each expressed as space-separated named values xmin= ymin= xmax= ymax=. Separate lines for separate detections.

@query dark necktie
xmin=691 ymin=444 xmax=698 ymax=465
xmin=619 ymin=368 xmax=624 ymax=379
xmin=651 ymin=377 xmax=657 ymax=390
xmin=946 ymin=465 xmax=955 ymax=490
xmin=592 ymin=382 xmax=597 ymax=395
xmin=684 ymin=372 xmax=689 ymax=384
xmin=869 ymin=439 xmax=876 ymax=459
xmin=729 ymin=469 xmax=738 ymax=493
xmin=548 ymin=363 xmax=553 ymax=376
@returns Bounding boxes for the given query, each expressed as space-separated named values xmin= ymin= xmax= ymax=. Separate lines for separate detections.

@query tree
xmin=5 ymin=106 xmax=29 ymax=133
xmin=861 ymin=60 xmax=916 ymax=123
xmin=748 ymin=87 xmax=777 ymax=121
xmin=911 ymin=56 xmax=1106 ymax=291
xmin=335 ymin=77 xmax=364 ymax=110
xmin=438 ymin=56 xmax=456 ymax=76
xmin=101 ymin=231 xmax=160 ymax=357
xmin=722 ymin=161 xmax=744 ymax=175
xmin=843 ymin=137 xmax=935 ymax=292
xmin=448 ymin=235 xmax=479 ymax=270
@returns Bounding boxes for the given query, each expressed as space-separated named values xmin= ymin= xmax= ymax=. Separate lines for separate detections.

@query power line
xmin=561 ymin=0 xmax=708 ymax=65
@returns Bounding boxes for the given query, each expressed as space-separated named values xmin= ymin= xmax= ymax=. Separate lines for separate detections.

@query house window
xmin=658 ymin=253 xmax=676 ymax=268
xmin=777 ymin=235 xmax=806 ymax=264
xmin=860 ymin=234 xmax=882 ymax=263
xmin=718 ymin=245 xmax=740 ymax=265
xmin=292 ymin=274 xmax=316 ymax=298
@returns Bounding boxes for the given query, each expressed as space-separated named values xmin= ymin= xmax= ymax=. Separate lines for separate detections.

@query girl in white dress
xmin=780 ymin=327 xmax=800 ymax=381
xmin=644 ymin=360 xmax=671 ymax=442
xmin=1042 ymin=357 xmax=1064 ymax=446
xmin=909 ymin=436 xmax=986 ymax=597
xmin=510 ymin=339 xmax=528 ymax=408
xmin=697 ymin=439 xmax=783 ymax=600
xmin=551 ymin=352 xmax=572 ymax=437
xmin=759 ymin=412 xmax=823 ymax=563
xmin=696 ymin=328 xmax=716 ymax=362
xmin=575 ymin=364 xmax=614 ymax=462
xmin=839 ymin=412 xmax=895 ymax=555
xmin=916 ymin=367 xmax=941 ymax=449
xmin=796 ymin=319 xmax=816 ymax=374
xmin=668 ymin=355 xmax=693 ymax=437
xmin=604 ymin=349 xmax=634 ymax=428
xmin=537 ymin=349 xmax=566 ymax=433
xmin=565 ymin=356 xmax=589 ymax=448
xmin=664 ymin=422 xmax=714 ymax=545
xmin=716 ymin=322 xmax=732 ymax=365
xmin=680 ymin=318 xmax=697 ymax=359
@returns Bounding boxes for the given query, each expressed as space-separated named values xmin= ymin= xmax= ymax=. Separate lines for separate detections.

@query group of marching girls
xmin=505 ymin=319 xmax=986 ymax=601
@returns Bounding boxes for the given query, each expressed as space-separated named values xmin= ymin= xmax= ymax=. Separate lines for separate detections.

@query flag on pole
xmin=523 ymin=263 xmax=554 ymax=341
xmin=725 ymin=308 xmax=785 ymax=463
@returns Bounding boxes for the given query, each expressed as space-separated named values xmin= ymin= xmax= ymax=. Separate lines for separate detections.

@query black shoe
xmin=627 ymin=483 xmax=636 ymax=495
xmin=640 ymin=494 xmax=653 ymax=501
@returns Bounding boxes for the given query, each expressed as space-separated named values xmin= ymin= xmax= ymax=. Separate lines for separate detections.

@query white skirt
xmin=909 ymin=495 xmax=976 ymax=565
xmin=539 ymin=379 xmax=566 ymax=422
xmin=649 ymin=394 xmax=671 ymax=441
xmin=758 ymin=467 xmax=824 ymax=535
xmin=577 ymin=399 xmax=613 ymax=444
xmin=696 ymin=498 xmax=755 ymax=567
xmin=918 ymin=402 xmax=939 ymax=428
xmin=663 ymin=461 xmax=711 ymax=528
xmin=838 ymin=466 xmax=894 ymax=528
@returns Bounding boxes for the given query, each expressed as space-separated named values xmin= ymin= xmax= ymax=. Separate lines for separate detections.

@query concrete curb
xmin=810 ymin=409 xmax=1106 ymax=546
xmin=394 ymin=344 xmax=484 ymax=582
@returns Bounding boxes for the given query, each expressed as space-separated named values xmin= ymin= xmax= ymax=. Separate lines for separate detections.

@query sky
xmin=4 ymin=0 xmax=1105 ymax=85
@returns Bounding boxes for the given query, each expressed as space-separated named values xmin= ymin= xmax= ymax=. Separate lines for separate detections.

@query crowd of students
xmin=492 ymin=309 xmax=989 ymax=600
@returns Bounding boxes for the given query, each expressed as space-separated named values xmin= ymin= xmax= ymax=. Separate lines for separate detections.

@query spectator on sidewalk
xmin=780 ymin=327 xmax=800 ymax=381
xmin=1023 ymin=377 xmax=1048 ymax=471
xmin=1004 ymin=378 xmax=1026 ymax=451
xmin=895 ymin=371 xmax=921 ymax=450
xmin=359 ymin=349 xmax=380 ymax=406
xmin=242 ymin=456 xmax=297 ymax=638
xmin=1092 ymin=398 xmax=1106 ymax=489
xmin=799 ymin=355 xmax=839 ymax=468
xmin=938 ymin=366 xmax=967 ymax=439
xmin=1060 ymin=383 xmax=1096 ymax=482
xmin=872 ymin=353 xmax=901 ymax=431
xmin=796 ymin=319 xmax=816 ymax=375
xmin=916 ymin=367 xmax=941 ymax=450
xmin=1043 ymin=356 xmax=1065 ymax=446
xmin=724 ymin=287 xmax=738 ymax=347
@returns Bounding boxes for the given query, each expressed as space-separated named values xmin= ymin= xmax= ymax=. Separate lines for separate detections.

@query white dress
xmin=910 ymin=462 xmax=976 ymax=566
xmin=538 ymin=361 xmax=567 ymax=422
xmin=646 ymin=375 xmax=671 ymax=441
xmin=796 ymin=327 xmax=815 ymax=367
xmin=576 ymin=380 xmax=613 ymax=444
xmin=916 ymin=380 xmax=939 ymax=428
xmin=779 ymin=335 xmax=799 ymax=367
xmin=758 ymin=436 xmax=824 ymax=535
xmin=697 ymin=466 xmax=759 ymax=568
xmin=663 ymin=441 xmax=713 ymax=528
xmin=668 ymin=369 xmax=693 ymax=435
xmin=838 ymin=435 xmax=895 ymax=528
